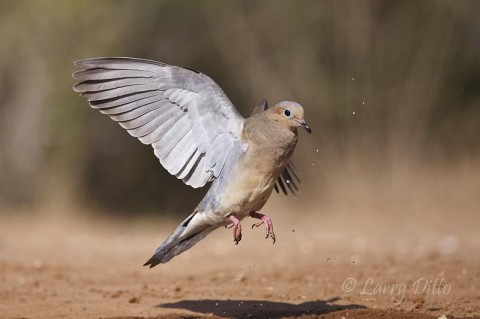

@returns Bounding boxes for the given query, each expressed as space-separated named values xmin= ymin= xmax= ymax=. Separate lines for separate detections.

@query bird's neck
xmin=242 ymin=116 xmax=298 ymax=149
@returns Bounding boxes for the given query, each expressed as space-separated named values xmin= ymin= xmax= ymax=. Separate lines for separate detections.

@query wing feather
xmin=274 ymin=161 xmax=302 ymax=197
xmin=205 ymin=133 xmax=233 ymax=176
xmin=73 ymin=68 xmax=154 ymax=81
xmin=161 ymin=131 xmax=197 ymax=175
xmin=82 ymin=85 xmax=160 ymax=102
xmin=183 ymin=154 xmax=212 ymax=188
xmin=108 ymin=98 xmax=168 ymax=121
xmin=176 ymin=150 xmax=201 ymax=179
xmin=125 ymin=108 xmax=179 ymax=138
xmin=276 ymin=177 xmax=288 ymax=195
xmin=118 ymin=107 xmax=170 ymax=130
xmin=90 ymin=91 xmax=159 ymax=109
xmin=75 ymin=58 xmax=167 ymax=71
xmin=73 ymin=77 xmax=155 ymax=92
xmin=152 ymin=115 xmax=190 ymax=159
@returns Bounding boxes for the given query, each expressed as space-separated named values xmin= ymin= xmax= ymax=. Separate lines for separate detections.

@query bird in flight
xmin=73 ymin=57 xmax=311 ymax=267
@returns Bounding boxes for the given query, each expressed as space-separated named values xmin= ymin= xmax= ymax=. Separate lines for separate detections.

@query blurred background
xmin=0 ymin=0 xmax=479 ymax=227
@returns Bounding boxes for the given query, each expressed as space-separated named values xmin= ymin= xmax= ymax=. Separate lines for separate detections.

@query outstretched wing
xmin=73 ymin=57 xmax=245 ymax=188
xmin=250 ymin=99 xmax=302 ymax=197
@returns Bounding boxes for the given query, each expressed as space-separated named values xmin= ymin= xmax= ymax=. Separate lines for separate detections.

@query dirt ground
xmin=1 ymin=193 xmax=479 ymax=319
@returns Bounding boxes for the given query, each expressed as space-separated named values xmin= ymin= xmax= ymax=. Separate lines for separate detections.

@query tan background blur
xmin=0 ymin=0 xmax=479 ymax=223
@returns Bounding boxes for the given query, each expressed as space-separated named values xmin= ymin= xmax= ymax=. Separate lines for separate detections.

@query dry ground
xmin=2 ymin=166 xmax=480 ymax=319
xmin=1 ymin=196 xmax=479 ymax=319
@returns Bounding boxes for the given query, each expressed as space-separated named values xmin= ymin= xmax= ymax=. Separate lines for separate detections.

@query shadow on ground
xmin=158 ymin=297 xmax=366 ymax=318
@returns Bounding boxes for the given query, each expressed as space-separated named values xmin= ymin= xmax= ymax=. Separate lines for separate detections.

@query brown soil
xmin=0 ymin=203 xmax=478 ymax=319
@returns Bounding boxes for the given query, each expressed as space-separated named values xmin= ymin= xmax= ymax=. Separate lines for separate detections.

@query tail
xmin=143 ymin=212 xmax=218 ymax=268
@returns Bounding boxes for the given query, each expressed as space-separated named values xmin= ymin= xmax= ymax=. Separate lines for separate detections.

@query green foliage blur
xmin=0 ymin=0 xmax=478 ymax=215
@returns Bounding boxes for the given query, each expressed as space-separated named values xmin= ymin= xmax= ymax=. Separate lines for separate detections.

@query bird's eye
xmin=283 ymin=109 xmax=292 ymax=118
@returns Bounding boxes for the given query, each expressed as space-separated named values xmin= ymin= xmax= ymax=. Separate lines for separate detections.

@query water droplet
xmin=286 ymin=180 xmax=290 ymax=184
xmin=351 ymin=77 xmax=355 ymax=81
xmin=316 ymin=149 xmax=319 ymax=152
xmin=352 ymin=112 xmax=356 ymax=115
xmin=362 ymin=101 xmax=365 ymax=105
xmin=312 ymin=163 xmax=315 ymax=166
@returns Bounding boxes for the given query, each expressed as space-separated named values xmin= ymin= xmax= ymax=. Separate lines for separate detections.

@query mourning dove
xmin=73 ymin=57 xmax=311 ymax=267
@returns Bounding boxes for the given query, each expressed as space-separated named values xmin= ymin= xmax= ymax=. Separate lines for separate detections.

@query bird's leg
xmin=249 ymin=211 xmax=276 ymax=243
xmin=226 ymin=214 xmax=242 ymax=245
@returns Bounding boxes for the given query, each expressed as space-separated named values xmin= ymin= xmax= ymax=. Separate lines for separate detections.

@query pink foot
xmin=226 ymin=214 xmax=242 ymax=245
xmin=249 ymin=211 xmax=276 ymax=243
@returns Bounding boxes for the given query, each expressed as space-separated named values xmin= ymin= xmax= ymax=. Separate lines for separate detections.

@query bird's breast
xmin=217 ymin=143 xmax=293 ymax=219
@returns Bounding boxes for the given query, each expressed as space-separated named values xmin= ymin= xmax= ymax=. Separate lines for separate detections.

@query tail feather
xmin=143 ymin=212 xmax=218 ymax=267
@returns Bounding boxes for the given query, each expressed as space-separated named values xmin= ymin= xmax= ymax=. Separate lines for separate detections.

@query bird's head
xmin=266 ymin=101 xmax=311 ymax=134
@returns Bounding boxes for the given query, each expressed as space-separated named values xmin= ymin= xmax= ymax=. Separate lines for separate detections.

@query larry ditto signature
xmin=341 ymin=277 xmax=452 ymax=305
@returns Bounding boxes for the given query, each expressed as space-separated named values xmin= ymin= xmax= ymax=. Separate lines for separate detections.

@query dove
xmin=73 ymin=57 xmax=311 ymax=267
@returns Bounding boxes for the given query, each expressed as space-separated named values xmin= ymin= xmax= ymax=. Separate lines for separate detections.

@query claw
xmin=251 ymin=221 xmax=263 ymax=229
xmin=227 ymin=214 xmax=242 ymax=244
xmin=249 ymin=211 xmax=276 ymax=243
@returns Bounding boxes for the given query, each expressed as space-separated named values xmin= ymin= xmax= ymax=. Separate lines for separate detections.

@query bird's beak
xmin=299 ymin=120 xmax=312 ymax=134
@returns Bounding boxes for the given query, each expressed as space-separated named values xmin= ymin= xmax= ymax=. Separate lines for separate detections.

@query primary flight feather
xmin=73 ymin=57 xmax=311 ymax=267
